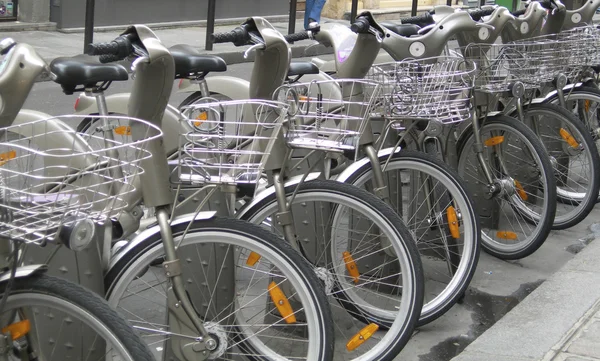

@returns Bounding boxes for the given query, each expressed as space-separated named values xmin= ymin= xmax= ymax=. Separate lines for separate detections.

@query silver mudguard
xmin=0 ymin=264 xmax=47 ymax=284
xmin=107 ymin=211 xmax=217 ymax=273
xmin=74 ymin=92 xmax=189 ymax=157
xmin=312 ymin=51 xmax=394 ymax=74
xmin=177 ymin=76 xmax=251 ymax=100
xmin=235 ymin=172 xmax=321 ymax=219
xmin=335 ymin=147 xmax=400 ymax=183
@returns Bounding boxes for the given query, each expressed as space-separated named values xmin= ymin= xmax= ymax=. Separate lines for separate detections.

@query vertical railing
xmin=350 ymin=0 xmax=359 ymax=22
xmin=289 ymin=0 xmax=298 ymax=35
xmin=84 ymin=0 xmax=95 ymax=52
xmin=205 ymin=0 xmax=217 ymax=51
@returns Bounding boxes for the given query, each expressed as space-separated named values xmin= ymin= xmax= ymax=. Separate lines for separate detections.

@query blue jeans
xmin=304 ymin=0 xmax=327 ymax=29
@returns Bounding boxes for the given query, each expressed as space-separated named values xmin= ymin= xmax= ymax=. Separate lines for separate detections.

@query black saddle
xmin=287 ymin=62 xmax=320 ymax=77
xmin=50 ymin=55 xmax=128 ymax=93
xmin=169 ymin=44 xmax=227 ymax=78
xmin=380 ymin=23 xmax=421 ymax=37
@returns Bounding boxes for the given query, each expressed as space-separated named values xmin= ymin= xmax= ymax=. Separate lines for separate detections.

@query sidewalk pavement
xmin=0 ymin=19 xmax=335 ymax=65
xmin=451 ymin=224 xmax=600 ymax=361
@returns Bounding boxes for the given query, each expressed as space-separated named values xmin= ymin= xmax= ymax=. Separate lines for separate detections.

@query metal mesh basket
xmin=273 ymin=79 xmax=382 ymax=152
xmin=366 ymin=56 xmax=476 ymax=124
xmin=461 ymin=37 xmax=560 ymax=93
xmin=178 ymin=99 xmax=286 ymax=185
xmin=555 ymin=26 xmax=600 ymax=77
xmin=0 ymin=115 xmax=161 ymax=245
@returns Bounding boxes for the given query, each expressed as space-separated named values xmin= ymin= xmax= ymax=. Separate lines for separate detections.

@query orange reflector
xmin=268 ymin=282 xmax=296 ymax=324
xmin=514 ymin=180 xmax=528 ymax=201
xmin=342 ymin=251 xmax=360 ymax=284
xmin=446 ymin=206 xmax=460 ymax=239
xmin=74 ymin=97 xmax=80 ymax=111
xmin=484 ymin=136 xmax=504 ymax=147
xmin=585 ymin=99 xmax=591 ymax=113
xmin=560 ymin=128 xmax=580 ymax=149
xmin=0 ymin=150 xmax=16 ymax=166
xmin=114 ymin=126 xmax=131 ymax=136
xmin=246 ymin=252 xmax=261 ymax=266
xmin=2 ymin=320 xmax=30 ymax=340
xmin=194 ymin=112 xmax=208 ymax=127
xmin=346 ymin=323 xmax=379 ymax=351
xmin=496 ymin=231 xmax=518 ymax=240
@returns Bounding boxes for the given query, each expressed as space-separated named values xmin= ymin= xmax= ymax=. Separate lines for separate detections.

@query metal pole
xmin=350 ymin=0 xmax=359 ymax=23
xmin=289 ymin=0 xmax=297 ymax=35
xmin=411 ymin=0 xmax=418 ymax=16
xmin=447 ymin=0 xmax=452 ymax=6
xmin=205 ymin=0 xmax=216 ymax=51
xmin=84 ymin=0 xmax=95 ymax=52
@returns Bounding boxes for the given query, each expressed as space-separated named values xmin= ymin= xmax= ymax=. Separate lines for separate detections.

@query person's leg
xmin=307 ymin=0 xmax=326 ymax=25
xmin=304 ymin=0 xmax=315 ymax=29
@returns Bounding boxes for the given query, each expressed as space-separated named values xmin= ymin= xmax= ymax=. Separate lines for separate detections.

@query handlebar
xmin=400 ymin=12 xmax=434 ymax=26
xmin=351 ymin=17 xmax=371 ymax=33
xmin=210 ymin=26 xmax=251 ymax=46
xmin=468 ymin=7 xmax=495 ymax=21
xmin=512 ymin=8 xmax=527 ymax=16
xmin=86 ymin=35 xmax=133 ymax=62
xmin=284 ymin=31 xmax=311 ymax=43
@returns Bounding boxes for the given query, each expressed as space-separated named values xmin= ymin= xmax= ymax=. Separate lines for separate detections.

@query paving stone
xmin=567 ymin=320 xmax=600 ymax=358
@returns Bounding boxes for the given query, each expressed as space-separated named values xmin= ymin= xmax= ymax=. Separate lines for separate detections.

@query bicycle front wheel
xmin=0 ymin=273 xmax=153 ymax=361
xmin=238 ymin=179 xmax=424 ymax=361
xmin=457 ymin=114 xmax=557 ymax=259
xmin=106 ymin=217 xmax=334 ymax=361
xmin=515 ymin=103 xmax=600 ymax=229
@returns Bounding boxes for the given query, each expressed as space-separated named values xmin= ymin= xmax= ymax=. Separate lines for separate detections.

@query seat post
xmin=194 ymin=77 xmax=211 ymax=98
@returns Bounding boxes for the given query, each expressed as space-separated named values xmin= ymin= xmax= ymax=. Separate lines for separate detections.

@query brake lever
xmin=243 ymin=43 xmax=266 ymax=59
xmin=417 ymin=24 xmax=437 ymax=35
xmin=475 ymin=23 xmax=496 ymax=30
xmin=131 ymin=56 xmax=150 ymax=72
xmin=368 ymin=27 xmax=383 ymax=42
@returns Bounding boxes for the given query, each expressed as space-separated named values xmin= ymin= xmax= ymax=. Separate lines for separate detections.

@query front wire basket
xmin=366 ymin=56 xmax=476 ymax=124
xmin=555 ymin=26 xmax=600 ymax=78
xmin=178 ymin=99 xmax=287 ymax=185
xmin=461 ymin=37 xmax=559 ymax=93
xmin=0 ymin=115 xmax=161 ymax=245
xmin=274 ymin=79 xmax=382 ymax=152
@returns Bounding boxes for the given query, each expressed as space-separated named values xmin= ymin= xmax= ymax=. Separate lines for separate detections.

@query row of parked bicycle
xmin=0 ymin=0 xmax=598 ymax=359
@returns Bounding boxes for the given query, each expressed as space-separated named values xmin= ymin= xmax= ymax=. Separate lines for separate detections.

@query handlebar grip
xmin=538 ymin=0 xmax=554 ymax=9
xmin=400 ymin=12 xmax=434 ymax=26
xmin=86 ymin=41 xmax=120 ymax=56
xmin=351 ymin=17 xmax=371 ymax=33
xmin=284 ymin=31 xmax=310 ymax=43
xmin=512 ymin=8 xmax=527 ymax=16
xmin=468 ymin=8 xmax=495 ymax=21
xmin=210 ymin=27 xmax=251 ymax=46
xmin=99 ymin=54 xmax=123 ymax=64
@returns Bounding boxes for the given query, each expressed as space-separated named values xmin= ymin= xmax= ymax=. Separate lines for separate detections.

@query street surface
xmin=23 ymin=58 xmax=600 ymax=361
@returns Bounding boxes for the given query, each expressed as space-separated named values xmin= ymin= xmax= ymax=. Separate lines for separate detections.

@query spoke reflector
xmin=194 ymin=111 xmax=208 ymax=127
xmin=2 ymin=320 xmax=30 ymax=340
xmin=346 ymin=323 xmax=379 ymax=351
xmin=484 ymin=136 xmax=504 ymax=147
xmin=268 ymin=281 xmax=296 ymax=324
xmin=114 ymin=126 xmax=131 ymax=136
xmin=496 ymin=231 xmax=518 ymax=240
xmin=342 ymin=251 xmax=360 ymax=284
xmin=246 ymin=251 xmax=261 ymax=266
xmin=585 ymin=99 xmax=591 ymax=113
xmin=446 ymin=206 xmax=460 ymax=239
xmin=560 ymin=128 xmax=580 ymax=149
xmin=0 ymin=150 xmax=16 ymax=166
xmin=514 ymin=180 xmax=528 ymax=201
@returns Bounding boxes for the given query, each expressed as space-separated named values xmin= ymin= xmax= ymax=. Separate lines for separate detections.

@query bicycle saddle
xmin=169 ymin=44 xmax=227 ymax=78
xmin=50 ymin=54 xmax=128 ymax=93
xmin=287 ymin=62 xmax=319 ymax=77
xmin=380 ymin=23 xmax=421 ymax=37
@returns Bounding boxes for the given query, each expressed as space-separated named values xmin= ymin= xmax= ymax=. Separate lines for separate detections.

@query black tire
xmin=340 ymin=150 xmax=480 ymax=326
xmin=456 ymin=114 xmax=557 ymax=260
xmin=238 ymin=179 xmax=424 ymax=361
xmin=513 ymin=102 xmax=600 ymax=229
xmin=105 ymin=217 xmax=334 ymax=361
xmin=5 ymin=273 xmax=154 ymax=361
xmin=543 ymin=85 xmax=600 ymax=202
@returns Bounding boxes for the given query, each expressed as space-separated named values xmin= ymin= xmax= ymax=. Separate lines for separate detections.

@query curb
xmin=451 ymin=223 xmax=600 ymax=361
xmin=0 ymin=21 xmax=56 ymax=32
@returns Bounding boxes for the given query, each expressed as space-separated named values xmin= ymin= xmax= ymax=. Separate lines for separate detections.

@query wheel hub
xmin=203 ymin=322 xmax=227 ymax=359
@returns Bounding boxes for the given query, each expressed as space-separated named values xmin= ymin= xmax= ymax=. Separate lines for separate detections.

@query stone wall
xmin=323 ymin=0 xmax=380 ymax=18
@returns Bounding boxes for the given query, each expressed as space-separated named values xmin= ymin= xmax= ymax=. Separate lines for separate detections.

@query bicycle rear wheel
xmin=457 ymin=114 xmax=557 ymax=259
xmin=0 ymin=273 xmax=153 ymax=361
xmin=106 ymin=217 xmax=334 ymax=361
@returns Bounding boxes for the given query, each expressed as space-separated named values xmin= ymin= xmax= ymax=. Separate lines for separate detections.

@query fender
xmin=0 ymin=264 xmax=47 ymax=283
xmin=235 ymin=172 xmax=321 ymax=219
xmin=74 ymin=92 xmax=188 ymax=156
xmin=335 ymin=147 xmax=400 ymax=183
xmin=177 ymin=76 xmax=251 ymax=100
xmin=311 ymin=52 xmax=395 ymax=74
xmin=540 ymin=83 xmax=585 ymax=102
xmin=107 ymin=211 xmax=217 ymax=273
